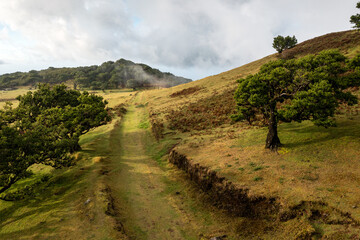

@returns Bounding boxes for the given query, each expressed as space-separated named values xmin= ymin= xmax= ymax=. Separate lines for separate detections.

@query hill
xmin=0 ymin=58 xmax=191 ymax=90
xmin=138 ymin=30 xmax=360 ymax=238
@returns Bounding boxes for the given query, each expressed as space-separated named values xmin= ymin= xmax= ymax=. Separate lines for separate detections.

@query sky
xmin=0 ymin=0 xmax=358 ymax=80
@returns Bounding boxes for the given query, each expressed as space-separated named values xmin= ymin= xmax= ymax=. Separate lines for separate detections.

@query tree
xmin=273 ymin=35 xmax=298 ymax=54
xmin=233 ymin=50 xmax=359 ymax=150
xmin=126 ymin=79 xmax=140 ymax=90
xmin=350 ymin=2 xmax=360 ymax=29
xmin=0 ymin=84 xmax=111 ymax=194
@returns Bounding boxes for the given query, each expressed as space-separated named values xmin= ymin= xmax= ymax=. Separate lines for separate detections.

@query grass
xmin=175 ymin=115 xmax=360 ymax=218
xmin=0 ymin=89 xmax=133 ymax=239
xmin=140 ymin=46 xmax=360 ymax=237
xmin=0 ymin=121 xmax=120 ymax=239
xmin=0 ymin=87 xmax=33 ymax=109
xmin=1 ymin=30 xmax=360 ymax=238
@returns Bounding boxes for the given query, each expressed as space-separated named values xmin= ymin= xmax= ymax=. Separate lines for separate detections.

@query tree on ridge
xmin=273 ymin=35 xmax=297 ymax=54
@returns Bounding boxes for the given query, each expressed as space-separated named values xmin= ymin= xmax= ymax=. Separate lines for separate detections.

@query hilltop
xmin=0 ymin=58 xmax=191 ymax=90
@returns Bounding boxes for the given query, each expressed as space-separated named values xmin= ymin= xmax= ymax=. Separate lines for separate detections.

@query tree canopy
xmin=233 ymin=50 xmax=360 ymax=150
xmin=272 ymin=35 xmax=298 ymax=54
xmin=350 ymin=2 xmax=360 ymax=29
xmin=0 ymin=84 xmax=111 ymax=194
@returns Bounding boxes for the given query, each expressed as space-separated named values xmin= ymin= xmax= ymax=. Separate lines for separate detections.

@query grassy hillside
xmin=139 ymin=30 xmax=360 ymax=238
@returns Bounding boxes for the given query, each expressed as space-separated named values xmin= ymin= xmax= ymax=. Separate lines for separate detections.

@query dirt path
xmin=104 ymin=105 xmax=199 ymax=240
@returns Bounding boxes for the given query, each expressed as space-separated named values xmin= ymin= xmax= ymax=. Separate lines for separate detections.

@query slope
xmin=138 ymin=30 xmax=360 ymax=238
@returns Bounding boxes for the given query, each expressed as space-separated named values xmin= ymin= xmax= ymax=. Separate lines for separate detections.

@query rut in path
xmin=103 ymin=105 xmax=199 ymax=240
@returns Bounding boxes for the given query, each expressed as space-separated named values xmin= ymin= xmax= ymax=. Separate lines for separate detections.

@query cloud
xmin=0 ymin=60 xmax=5 ymax=65
xmin=0 ymin=0 xmax=358 ymax=79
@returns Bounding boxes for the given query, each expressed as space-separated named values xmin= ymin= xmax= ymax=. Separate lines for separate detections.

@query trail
xmin=103 ymin=104 xmax=199 ymax=240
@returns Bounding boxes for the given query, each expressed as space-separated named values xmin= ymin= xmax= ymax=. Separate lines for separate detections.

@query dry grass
xmin=174 ymin=115 xmax=360 ymax=211
xmin=138 ymin=30 xmax=360 ymax=237
xmin=0 ymin=87 xmax=33 ymax=109
xmin=166 ymin=88 xmax=237 ymax=132
xmin=282 ymin=30 xmax=360 ymax=59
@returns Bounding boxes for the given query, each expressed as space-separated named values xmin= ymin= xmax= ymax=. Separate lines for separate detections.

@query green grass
xmin=238 ymin=116 xmax=360 ymax=163
xmin=0 ymin=121 xmax=117 ymax=239
xmin=138 ymin=120 xmax=150 ymax=129
xmin=253 ymin=176 xmax=263 ymax=181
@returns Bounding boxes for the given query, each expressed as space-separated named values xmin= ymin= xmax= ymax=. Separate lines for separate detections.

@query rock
xmin=84 ymin=198 xmax=91 ymax=205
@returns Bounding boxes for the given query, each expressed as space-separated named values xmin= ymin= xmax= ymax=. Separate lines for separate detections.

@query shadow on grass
xmin=279 ymin=118 xmax=360 ymax=149
xmin=0 ymin=159 xmax=89 ymax=239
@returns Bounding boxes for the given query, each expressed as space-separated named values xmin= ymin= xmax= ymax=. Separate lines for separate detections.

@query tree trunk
xmin=265 ymin=106 xmax=281 ymax=150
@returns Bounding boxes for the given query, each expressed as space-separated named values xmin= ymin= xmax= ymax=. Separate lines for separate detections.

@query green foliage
xmin=0 ymin=58 xmax=191 ymax=90
xmin=0 ymin=84 xmax=110 ymax=194
xmin=126 ymin=79 xmax=142 ymax=90
xmin=350 ymin=2 xmax=360 ymax=29
xmin=273 ymin=35 xmax=298 ymax=53
xmin=233 ymin=50 xmax=360 ymax=149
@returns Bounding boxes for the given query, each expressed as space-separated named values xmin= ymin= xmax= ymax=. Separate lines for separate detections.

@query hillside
xmin=0 ymin=58 xmax=191 ymax=90
xmin=138 ymin=30 xmax=360 ymax=238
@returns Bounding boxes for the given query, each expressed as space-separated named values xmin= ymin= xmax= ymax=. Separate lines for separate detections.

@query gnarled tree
xmin=233 ymin=50 xmax=359 ymax=150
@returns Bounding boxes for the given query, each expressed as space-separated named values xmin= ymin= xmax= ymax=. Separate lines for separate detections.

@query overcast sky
xmin=0 ymin=0 xmax=358 ymax=80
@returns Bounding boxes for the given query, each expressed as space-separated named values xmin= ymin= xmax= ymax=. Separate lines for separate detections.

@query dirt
xmin=169 ymin=150 xmax=279 ymax=218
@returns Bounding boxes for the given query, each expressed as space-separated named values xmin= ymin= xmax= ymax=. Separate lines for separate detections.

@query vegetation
xmin=350 ymin=2 xmax=360 ymax=29
xmin=233 ymin=50 xmax=360 ymax=150
xmin=273 ymin=35 xmax=298 ymax=53
xmin=0 ymin=58 xmax=191 ymax=90
xmin=166 ymin=89 xmax=236 ymax=132
xmin=0 ymin=84 xmax=110 ymax=194
xmin=1 ymin=29 xmax=360 ymax=239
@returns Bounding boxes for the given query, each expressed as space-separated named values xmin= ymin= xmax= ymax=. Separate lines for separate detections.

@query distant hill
xmin=0 ymin=58 xmax=192 ymax=90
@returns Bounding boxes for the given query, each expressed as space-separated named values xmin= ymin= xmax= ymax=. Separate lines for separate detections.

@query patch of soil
xmin=169 ymin=150 xmax=279 ymax=218
xmin=169 ymin=86 xmax=204 ymax=98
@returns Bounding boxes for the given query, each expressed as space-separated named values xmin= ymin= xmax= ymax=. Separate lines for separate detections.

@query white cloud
xmin=0 ymin=0 xmax=358 ymax=79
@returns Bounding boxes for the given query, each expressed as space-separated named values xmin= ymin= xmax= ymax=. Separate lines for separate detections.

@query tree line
xmin=0 ymin=58 xmax=191 ymax=90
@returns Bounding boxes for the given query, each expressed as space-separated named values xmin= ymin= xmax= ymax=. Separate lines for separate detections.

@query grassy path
xmin=105 ymin=105 xmax=198 ymax=240
xmin=0 ymin=94 xmax=235 ymax=239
